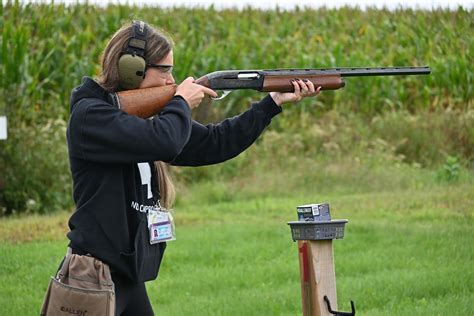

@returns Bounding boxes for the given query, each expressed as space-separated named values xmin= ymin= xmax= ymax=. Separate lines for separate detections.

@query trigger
xmin=212 ymin=90 xmax=232 ymax=100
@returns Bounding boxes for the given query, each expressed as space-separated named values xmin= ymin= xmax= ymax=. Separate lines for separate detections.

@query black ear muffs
xmin=118 ymin=20 xmax=148 ymax=90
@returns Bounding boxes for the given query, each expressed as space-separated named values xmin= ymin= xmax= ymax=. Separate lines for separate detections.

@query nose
xmin=167 ymin=74 xmax=175 ymax=85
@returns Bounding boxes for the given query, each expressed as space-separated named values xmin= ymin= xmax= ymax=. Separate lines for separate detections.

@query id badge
xmin=147 ymin=207 xmax=176 ymax=244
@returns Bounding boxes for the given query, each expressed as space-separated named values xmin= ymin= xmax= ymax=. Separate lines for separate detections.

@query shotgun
xmin=114 ymin=66 xmax=431 ymax=119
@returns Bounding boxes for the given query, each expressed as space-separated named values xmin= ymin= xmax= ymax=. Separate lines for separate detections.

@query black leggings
xmin=112 ymin=272 xmax=154 ymax=316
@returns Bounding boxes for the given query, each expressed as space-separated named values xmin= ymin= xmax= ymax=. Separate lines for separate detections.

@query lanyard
xmin=150 ymin=162 xmax=162 ymax=209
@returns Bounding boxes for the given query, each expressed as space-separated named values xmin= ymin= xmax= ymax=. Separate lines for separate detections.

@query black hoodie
xmin=66 ymin=77 xmax=282 ymax=283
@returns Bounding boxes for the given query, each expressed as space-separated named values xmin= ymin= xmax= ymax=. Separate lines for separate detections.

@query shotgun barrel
xmin=261 ymin=66 xmax=431 ymax=77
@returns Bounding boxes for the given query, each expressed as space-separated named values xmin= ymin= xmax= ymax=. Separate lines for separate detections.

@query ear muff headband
xmin=118 ymin=20 xmax=148 ymax=90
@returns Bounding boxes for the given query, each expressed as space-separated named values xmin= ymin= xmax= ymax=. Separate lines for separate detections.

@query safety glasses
xmin=146 ymin=64 xmax=173 ymax=74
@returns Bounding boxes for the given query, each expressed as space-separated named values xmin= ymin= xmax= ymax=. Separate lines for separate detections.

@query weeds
xmin=437 ymin=155 xmax=461 ymax=182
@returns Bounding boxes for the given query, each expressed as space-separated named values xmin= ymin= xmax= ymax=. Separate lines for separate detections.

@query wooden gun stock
xmin=116 ymin=75 xmax=209 ymax=119
xmin=116 ymin=84 xmax=177 ymax=119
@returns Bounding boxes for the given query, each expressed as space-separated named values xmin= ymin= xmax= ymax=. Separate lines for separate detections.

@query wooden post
xmin=289 ymin=204 xmax=349 ymax=316
xmin=298 ymin=240 xmax=338 ymax=316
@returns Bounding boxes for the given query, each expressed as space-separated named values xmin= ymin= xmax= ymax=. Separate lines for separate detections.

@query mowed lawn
xmin=0 ymin=183 xmax=472 ymax=315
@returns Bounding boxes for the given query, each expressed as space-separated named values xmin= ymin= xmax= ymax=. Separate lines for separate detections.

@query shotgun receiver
xmin=115 ymin=66 xmax=431 ymax=119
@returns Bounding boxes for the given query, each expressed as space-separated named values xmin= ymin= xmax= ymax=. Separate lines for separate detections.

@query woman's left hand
xmin=269 ymin=79 xmax=322 ymax=106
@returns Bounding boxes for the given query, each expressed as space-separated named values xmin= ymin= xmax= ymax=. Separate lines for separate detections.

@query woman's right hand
xmin=175 ymin=77 xmax=218 ymax=109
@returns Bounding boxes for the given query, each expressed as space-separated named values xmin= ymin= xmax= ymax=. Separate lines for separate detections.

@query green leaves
xmin=437 ymin=155 xmax=462 ymax=182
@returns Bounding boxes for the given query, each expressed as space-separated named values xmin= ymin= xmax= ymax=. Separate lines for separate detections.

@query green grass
xmin=0 ymin=173 xmax=472 ymax=315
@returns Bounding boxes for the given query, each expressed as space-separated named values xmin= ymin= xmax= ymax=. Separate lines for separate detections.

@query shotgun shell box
xmin=296 ymin=203 xmax=331 ymax=222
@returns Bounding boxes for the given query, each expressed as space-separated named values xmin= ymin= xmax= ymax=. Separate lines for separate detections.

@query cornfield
xmin=0 ymin=1 xmax=472 ymax=214
xmin=1 ymin=1 xmax=472 ymax=120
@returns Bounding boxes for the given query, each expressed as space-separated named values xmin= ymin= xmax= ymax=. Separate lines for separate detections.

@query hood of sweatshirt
xmin=70 ymin=77 xmax=112 ymax=111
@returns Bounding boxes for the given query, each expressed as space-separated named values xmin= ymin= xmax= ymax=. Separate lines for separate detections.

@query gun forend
xmin=261 ymin=74 xmax=345 ymax=92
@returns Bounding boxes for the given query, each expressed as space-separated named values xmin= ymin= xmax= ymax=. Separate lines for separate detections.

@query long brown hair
xmin=97 ymin=21 xmax=176 ymax=209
